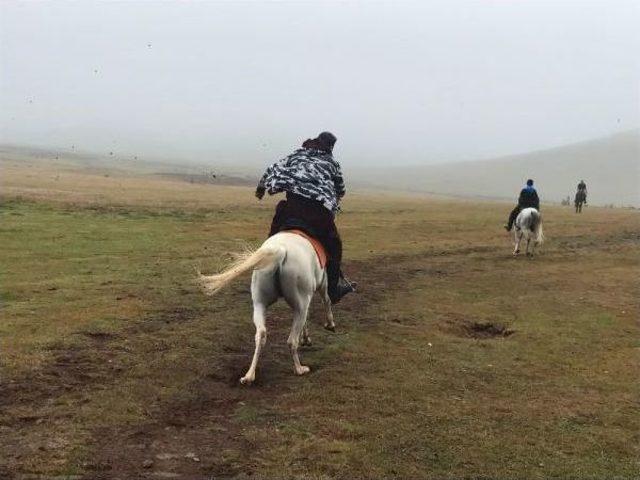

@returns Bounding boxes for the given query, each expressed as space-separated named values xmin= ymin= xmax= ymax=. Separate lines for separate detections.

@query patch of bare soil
xmin=0 ymin=305 xmax=204 ymax=475
xmin=84 ymin=378 xmax=253 ymax=478
xmin=464 ymin=321 xmax=514 ymax=338
xmin=0 ymin=340 xmax=120 ymax=411
xmin=0 ymin=340 xmax=124 ymax=476
xmin=406 ymin=266 xmax=452 ymax=278
xmin=154 ymin=172 xmax=254 ymax=187
xmin=442 ymin=316 xmax=514 ymax=339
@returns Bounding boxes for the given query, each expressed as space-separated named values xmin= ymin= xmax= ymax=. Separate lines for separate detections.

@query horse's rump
xmin=529 ymin=211 xmax=540 ymax=230
xmin=283 ymin=229 xmax=327 ymax=268
xmin=517 ymin=208 xmax=539 ymax=231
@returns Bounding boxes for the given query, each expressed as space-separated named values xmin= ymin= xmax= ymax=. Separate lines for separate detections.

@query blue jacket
xmin=518 ymin=186 xmax=540 ymax=210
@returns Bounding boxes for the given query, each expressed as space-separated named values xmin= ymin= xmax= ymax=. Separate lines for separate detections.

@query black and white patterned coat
xmin=258 ymin=148 xmax=346 ymax=214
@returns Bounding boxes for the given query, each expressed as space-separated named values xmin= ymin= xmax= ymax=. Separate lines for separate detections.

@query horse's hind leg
xmin=321 ymin=279 xmax=335 ymax=332
xmin=301 ymin=325 xmax=312 ymax=347
xmin=513 ymin=231 xmax=522 ymax=256
xmin=240 ymin=302 xmax=267 ymax=385
xmin=288 ymin=294 xmax=312 ymax=376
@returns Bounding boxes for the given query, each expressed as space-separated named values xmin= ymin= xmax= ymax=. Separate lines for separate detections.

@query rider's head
xmin=526 ymin=179 xmax=534 ymax=187
xmin=302 ymin=132 xmax=337 ymax=154
xmin=318 ymin=132 xmax=337 ymax=153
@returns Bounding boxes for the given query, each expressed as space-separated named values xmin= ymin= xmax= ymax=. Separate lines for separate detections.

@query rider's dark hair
xmin=526 ymin=179 xmax=534 ymax=186
xmin=302 ymin=132 xmax=337 ymax=154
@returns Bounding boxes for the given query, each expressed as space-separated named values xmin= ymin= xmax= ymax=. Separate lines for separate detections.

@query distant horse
xmin=574 ymin=190 xmax=587 ymax=213
xmin=198 ymin=231 xmax=335 ymax=385
xmin=513 ymin=208 xmax=544 ymax=256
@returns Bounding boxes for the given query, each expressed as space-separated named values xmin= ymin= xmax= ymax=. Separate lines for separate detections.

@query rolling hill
xmin=350 ymin=130 xmax=640 ymax=206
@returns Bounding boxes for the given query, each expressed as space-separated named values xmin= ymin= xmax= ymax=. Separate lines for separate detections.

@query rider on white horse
xmin=255 ymin=132 xmax=356 ymax=304
xmin=505 ymin=179 xmax=540 ymax=231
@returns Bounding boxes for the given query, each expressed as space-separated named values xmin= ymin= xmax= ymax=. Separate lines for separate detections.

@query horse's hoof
xmin=295 ymin=366 xmax=310 ymax=376
xmin=239 ymin=375 xmax=254 ymax=385
xmin=324 ymin=324 xmax=336 ymax=332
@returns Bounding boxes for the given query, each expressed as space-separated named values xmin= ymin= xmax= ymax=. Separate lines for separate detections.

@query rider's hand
xmin=255 ymin=186 xmax=266 ymax=200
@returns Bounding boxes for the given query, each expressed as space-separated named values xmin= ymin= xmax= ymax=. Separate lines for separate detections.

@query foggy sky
xmin=1 ymin=1 xmax=639 ymax=167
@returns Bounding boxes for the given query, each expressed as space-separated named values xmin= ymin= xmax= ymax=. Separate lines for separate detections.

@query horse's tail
xmin=535 ymin=215 xmax=544 ymax=245
xmin=198 ymin=244 xmax=285 ymax=295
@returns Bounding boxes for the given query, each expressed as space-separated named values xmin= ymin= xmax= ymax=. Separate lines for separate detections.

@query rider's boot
xmin=505 ymin=206 xmax=520 ymax=231
xmin=327 ymin=260 xmax=356 ymax=304
xmin=329 ymin=274 xmax=357 ymax=304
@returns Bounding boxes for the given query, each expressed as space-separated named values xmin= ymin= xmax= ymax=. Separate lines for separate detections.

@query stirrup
xmin=329 ymin=277 xmax=357 ymax=304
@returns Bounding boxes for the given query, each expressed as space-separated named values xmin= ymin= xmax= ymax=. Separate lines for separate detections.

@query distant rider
xmin=577 ymin=179 xmax=587 ymax=202
xmin=255 ymin=132 xmax=356 ymax=304
xmin=505 ymin=179 xmax=540 ymax=231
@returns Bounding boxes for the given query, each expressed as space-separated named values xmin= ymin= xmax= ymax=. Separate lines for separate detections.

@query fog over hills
xmin=348 ymin=130 xmax=639 ymax=207
xmin=2 ymin=130 xmax=638 ymax=206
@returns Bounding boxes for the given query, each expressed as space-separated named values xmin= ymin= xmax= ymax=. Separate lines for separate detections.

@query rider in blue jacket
xmin=505 ymin=179 xmax=540 ymax=231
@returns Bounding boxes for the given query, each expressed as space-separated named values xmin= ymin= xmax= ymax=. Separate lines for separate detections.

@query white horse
xmin=513 ymin=207 xmax=544 ymax=256
xmin=198 ymin=231 xmax=335 ymax=385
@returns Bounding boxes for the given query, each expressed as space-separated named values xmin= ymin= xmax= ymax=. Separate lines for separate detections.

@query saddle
xmin=284 ymin=229 xmax=328 ymax=268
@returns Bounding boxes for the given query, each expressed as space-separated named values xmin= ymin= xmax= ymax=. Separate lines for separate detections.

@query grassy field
xmin=1 ymin=158 xmax=639 ymax=479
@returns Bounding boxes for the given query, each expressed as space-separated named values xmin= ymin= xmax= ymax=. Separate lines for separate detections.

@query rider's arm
xmin=255 ymin=169 xmax=270 ymax=199
xmin=255 ymin=155 xmax=291 ymax=199
xmin=334 ymin=163 xmax=346 ymax=200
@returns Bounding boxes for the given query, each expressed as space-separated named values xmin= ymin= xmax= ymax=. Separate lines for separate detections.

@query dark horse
xmin=574 ymin=190 xmax=587 ymax=213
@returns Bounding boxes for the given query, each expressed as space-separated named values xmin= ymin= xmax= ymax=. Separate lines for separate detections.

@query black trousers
xmin=507 ymin=206 xmax=521 ymax=229
xmin=268 ymin=193 xmax=342 ymax=292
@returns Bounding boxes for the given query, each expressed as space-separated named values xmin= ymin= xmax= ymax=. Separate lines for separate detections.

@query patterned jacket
xmin=258 ymin=148 xmax=346 ymax=214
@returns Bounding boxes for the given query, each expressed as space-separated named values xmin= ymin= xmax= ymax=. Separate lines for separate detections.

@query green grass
xmin=242 ymin=244 xmax=639 ymax=479
xmin=1 ymin=185 xmax=638 ymax=478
